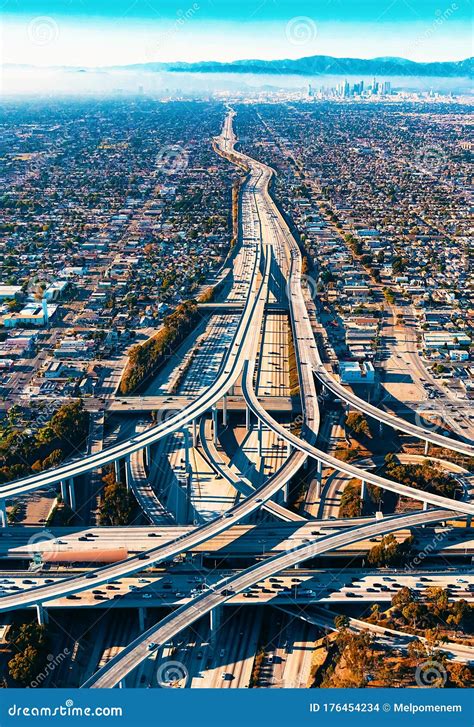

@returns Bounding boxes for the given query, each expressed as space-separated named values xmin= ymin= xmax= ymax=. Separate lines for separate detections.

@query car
xmin=221 ymin=589 xmax=235 ymax=596
xmin=142 ymin=593 xmax=152 ymax=599
xmin=138 ymin=553 xmax=149 ymax=560
xmin=85 ymin=573 xmax=97 ymax=579
xmin=147 ymin=533 xmax=160 ymax=538
xmin=147 ymin=642 xmax=157 ymax=651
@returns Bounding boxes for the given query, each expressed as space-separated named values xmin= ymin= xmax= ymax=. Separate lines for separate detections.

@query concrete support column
xmin=360 ymin=480 xmax=367 ymax=501
xmin=192 ymin=419 xmax=198 ymax=448
xmin=144 ymin=445 xmax=150 ymax=470
xmin=212 ymin=407 xmax=218 ymax=445
xmin=258 ymin=420 xmax=263 ymax=458
xmin=36 ymin=604 xmax=49 ymax=626
xmin=287 ymin=441 xmax=292 ymax=458
xmin=245 ymin=406 xmax=251 ymax=431
xmin=124 ymin=457 xmax=131 ymax=491
xmin=222 ymin=395 xmax=228 ymax=427
xmin=315 ymin=479 xmax=321 ymax=499
xmin=0 ymin=500 xmax=7 ymax=528
xmin=422 ymin=499 xmax=429 ymax=527
xmin=114 ymin=458 xmax=121 ymax=484
xmin=183 ymin=429 xmax=190 ymax=473
xmin=68 ymin=479 xmax=76 ymax=511
xmin=60 ymin=480 xmax=68 ymax=504
xmin=282 ymin=480 xmax=289 ymax=503
xmin=424 ymin=440 xmax=429 ymax=456
xmin=138 ymin=607 xmax=146 ymax=632
xmin=209 ymin=605 xmax=222 ymax=637
xmin=466 ymin=515 xmax=472 ymax=528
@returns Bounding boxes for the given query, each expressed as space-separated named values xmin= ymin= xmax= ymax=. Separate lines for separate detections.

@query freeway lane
xmin=199 ymin=415 xmax=306 ymax=522
xmin=0 ymin=120 xmax=311 ymax=613
xmin=0 ymin=128 xmax=268 ymax=502
xmin=311 ymin=354 xmax=474 ymax=457
xmin=83 ymin=508 xmax=460 ymax=688
xmin=243 ymin=359 xmax=474 ymax=516
xmin=265 ymin=164 xmax=473 ymax=457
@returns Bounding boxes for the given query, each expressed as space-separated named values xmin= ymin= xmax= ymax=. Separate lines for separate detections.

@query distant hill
xmin=119 ymin=55 xmax=473 ymax=78
xmin=5 ymin=56 xmax=472 ymax=78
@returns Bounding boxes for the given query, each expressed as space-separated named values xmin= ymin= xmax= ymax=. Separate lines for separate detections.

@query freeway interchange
xmin=1 ymin=111 xmax=473 ymax=689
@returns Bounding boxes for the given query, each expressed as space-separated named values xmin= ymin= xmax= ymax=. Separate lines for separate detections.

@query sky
xmin=2 ymin=0 xmax=472 ymax=67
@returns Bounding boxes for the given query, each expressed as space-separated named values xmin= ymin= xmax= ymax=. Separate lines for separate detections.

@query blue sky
xmin=3 ymin=0 xmax=472 ymax=66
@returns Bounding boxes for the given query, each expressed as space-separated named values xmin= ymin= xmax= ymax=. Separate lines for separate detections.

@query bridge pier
xmin=144 ymin=445 xmax=150 ymax=470
xmin=258 ymin=420 xmax=263 ymax=457
xmin=245 ymin=405 xmax=251 ymax=431
xmin=114 ymin=458 xmax=121 ymax=484
xmin=124 ymin=457 xmax=131 ymax=492
xmin=192 ymin=419 xmax=198 ymax=448
xmin=314 ymin=477 xmax=321 ymax=500
xmin=209 ymin=605 xmax=222 ymax=637
xmin=212 ymin=406 xmax=218 ymax=445
xmin=360 ymin=480 xmax=367 ymax=502
xmin=424 ymin=440 xmax=429 ymax=456
xmin=183 ymin=429 xmax=190 ymax=473
xmin=60 ymin=479 xmax=68 ymax=504
xmin=68 ymin=479 xmax=76 ymax=511
xmin=0 ymin=499 xmax=7 ymax=528
xmin=222 ymin=395 xmax=228 ymax=427
xmin=36 ymin=604 xmax=49 ymax=626
xmin=138 ymin=607 xmax=146 ymax=632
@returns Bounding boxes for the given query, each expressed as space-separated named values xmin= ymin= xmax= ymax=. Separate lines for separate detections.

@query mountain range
xmin=116 ymin=55 xmax=473 ymax=78
xmin=6 ymin=55 xmax=472 ymax=78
